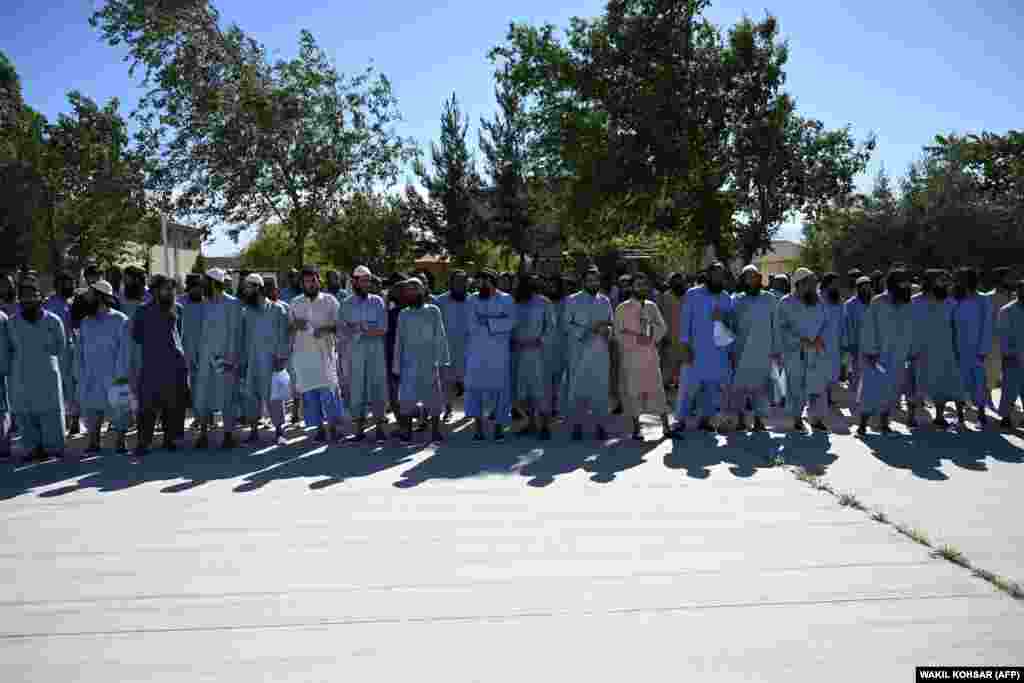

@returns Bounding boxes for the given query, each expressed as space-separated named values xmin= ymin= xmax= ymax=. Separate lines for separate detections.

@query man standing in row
xmin=239 ymin=274 xmax=291 ymax=445
xmin=678 ymin=262 xmax=734 ymax=433
xmin=192 ymin=268 xmax=241 ymax=449
xmin=819 ymin=272 xmax=845 ymax=409
xmin=615 ymin=272 xmax=669 ymax=440
xmin=565 ymin=266 xmax=613 ymax=441
xmin=859 ymin=268 xmax=915 ymax=434
xmin=44 ymin=269 xmax=78 ymax=436
xmin=435 ymin=270 xmax=469 ymax=422
xmin=290 ymin=266 xmax=344 ymax=442
xmin=953 ymin=267 xmax=993 ymax=426
xmin=0 ymin=309 xmax=9 ymax=459
xmin=392 ymin=278 xmax=448 ymax=443
xmin=512 ymin=275 xmax=554 ymax=439
xmin=911 ymin=269 xmax=961 ymax=428
xmin=78 ymin=280 xmax=132 ymax=455
xmin=775 ymin=268 xmax=830 ymax=432
xmin=340 ymin=265 xmax=388 ymax=442
xmin=731 ymin=265 xmax=775 ymax=432
xmin=465 ymin=269 xmax=516 ymax=442
xmin=997 ymin=280 xmax=1024 ymax=429
xmin=843 ymin=275 xmax=873 ymax=407
xmin=659 ymin=272 xmax=686 ymax=391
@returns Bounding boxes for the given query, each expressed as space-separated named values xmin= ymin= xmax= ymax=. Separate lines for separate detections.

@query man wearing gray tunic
xmin=859 ymin=268 xmax=915 ymax=434
xmin=339 ymin=265 xmax=390 ymax=442
xmin=193 ymin=268 xmax=242 ymax=449
xmin=7 ymin=276 xmax=67 ymax=461
xmin=0 ymin=311 xmax=10 ymax=458
xmin=565 ymin=267 xmax=614 ymax=441
xmin=513 ymin=275 xmax=555 ymax=439
xmin=435 ymin=270 xmax=470 ymax=421
xmin=774 ymin=269 xmax=830 ymax=432
xmin=78 ymin=280 xmax=133 ymax=455
xmin=392 ymin=278 xmax=449 ymax=443
xmin=238 ymin=274 xmax=290 ymax=445
xmin=819 ymin=272 xmax=845 ymax=409
xmin=730 ymin=265 xmax=776 ymax=432
xmin=910 ymin=270 xmax=961 ymax=428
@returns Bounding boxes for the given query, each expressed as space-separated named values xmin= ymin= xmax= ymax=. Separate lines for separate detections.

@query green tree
xmin=91 ymin=0 xmax=419 ymax=269
xmin=319 ymin=191 xmax=421 ymax=275
xmin=239 ymin=221 xmax=322 ymax=273
xmin=412 ymin=93 xmax=483 ymax=263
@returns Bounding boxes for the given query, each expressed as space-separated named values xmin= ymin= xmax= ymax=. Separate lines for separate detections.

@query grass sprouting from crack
xmin=768 ymin=454 xmax=786 ymax=468
xmin=932 ymin=544 xmax=970 ymax=567
xmin=894 ymin=523 xmax=932 ymax=547
xmin=837 ymin=492 xmax=867 ymax=511
xmin=871 ymin=510 xmax=889 ymax=523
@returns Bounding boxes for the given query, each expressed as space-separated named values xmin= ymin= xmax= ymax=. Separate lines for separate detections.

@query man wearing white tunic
xmin=513 ymin=275 xmax=555 ymax=439
xmin=435 ymin=270 xmax=470 ymax=421
xmin=7 ymin=276 xmax=67 ymax=461
xmin=239 ymin=274 xmax=291 ymax=445
xmin=911 ymin=269 xmax=962 ymax=428
xmin=775 ymin=269 xmax=831 ymax=432
xmin=44 ymin=270 xmax=78 ymax=436
xmin=339 ymin=265 xmax=389 ymax=443
xmin=192 ymin=268 xmax=242 ymax=449
xmin=290 ymin=266 xmax=344 ymax=442
xmin=565 ymin=267 xmax=614 ymax=441
xmin=819 ymin=272 xmax=845 ymax=409
xmin=615 ymin=273 xmax=669 ymax=441
xmin=997 ymin=280 xmax=1024 ymax=429
xmin=392 ymin=278 xmax=448 ymax=443
xmin=78 ymin=280 xmax=132 ymax=455
xmin=729 ymin=265 xmax=775 ymax=432
xmin=465 ymin=269 xmax=517 ymax=442
xmin=676 ymin=262 xmax=735 ymax=433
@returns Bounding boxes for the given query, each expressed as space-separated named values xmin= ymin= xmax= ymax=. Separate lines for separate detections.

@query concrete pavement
xmin=1 ymin=412 xmax=1022 ymax=681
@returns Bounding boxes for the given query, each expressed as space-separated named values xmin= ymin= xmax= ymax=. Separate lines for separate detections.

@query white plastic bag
xmin=712 ymin=320 xmax=735 ymax=348
xmin=270 ymin=370 xmax=292 ymax=402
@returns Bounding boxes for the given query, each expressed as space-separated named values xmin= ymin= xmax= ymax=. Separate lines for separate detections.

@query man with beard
xmin=565 ymin=266 xmax=614 ymax=441
xmin=545 ymin=276 xmax=571 ymax=417
xmin=659 ymin=272 xmax=687 ymax=391
xmin=71 ymin=263 xmax=110 ymax=330
xmin=675 ymin=262 xmax=735 ymax=433
xmin=45 ymin=270 xmax=79 ymax=436
xmin=0 ymin=309 xmax=9 ymax=458
xmin=911 ymin=269 xmax=961 ymax=428
xmin=615 ymin=272 xmax=670 ymax=441
xmin=7 ymin=276 xmax=67 ymax=461
xmin=384 ymin=274 xmax=408 ymax=416
xmin=512 ymin=275 xmax=555 ymax=439
xmin=280 ymin=269 xmax=301 ymax=304
xmin=858 ymin=268 xmax=916 ymax=434
xmin=997 ymin=280 xmax=1024 ymax=430
xmin=435 ymin=270 xmax=470 ymax=421
xmin=190 ymin=268 xmax=242 ymax=449
xmin=339 ymin=265 xmax=389 ymax=442
xmin=392 ymin=278 xmax=448 ymax=443
xmin=987 ymin=266 xmax=1015 ymax=391
xmin=238 ymin=274 xmax=290 ymax=445
xmin=843 ymin=276 xmax=873 ymax=407
xmin=819 ymin=272 xmax=845 ymax=409
xmin=730 ymin=265 xmax=776 ymax=432
xmin=120 ymin=266 xmax=149 ymax=321
xmin=609 ymin=274 xmax=632 ymax=415
xmin=288 ymin=266 xmax=344 ymax=442
xmin=0 ymin=272 xmax=19 ymax=318
xmin=464 ymin=269 xmax=516 ymax=441
xmin=78 ymin=280 xmax=132 ymax=455
xmin=775 ymin=269 xmax=830 ymax=432
xmin=953 ymin=267 xmax=994 ymax=427
xmin=325 ymin=269 xmax=346 ymax=301
xmin=770 ymin=273 xmax=790 ymax=299
xmin=131 ymin=275 xmax=187 ymax=458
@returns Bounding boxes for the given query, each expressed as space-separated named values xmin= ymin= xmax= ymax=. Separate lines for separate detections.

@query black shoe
xmin=221 ymin=433 xmax=236 ymax=450
xmin=398 ymin=431 xmax=412 ymax=444
xmin=752 ymin=418 xmax=767 ymax=432
xmin=163 ymin=438 xmax=177 ymax=451
xmin=194 ymin=433 xmax=209 ymax=449
xmin=698 ymin=419 xmax=715 ymax=433
xmin=85 ymin=442 xmax=101 ymax=456
xmin=473 ymin=432 xmax=486 ymax=442
xmin=978 ymin=414 xmax=989 ymax=428
xmin=431 ymin=431 xmax=445 ymax=443
xmin=375 ymin=428 xmax=387 ymax=443
xmin=68 ymin=419 xmax=81 ymax=436
xmin=248 ymin=429 xmax=260 ymax=444
xmin=517 ymin=425 xmax=536 ymax=438
xmin=1000 ymin=417 xmax=1014 ymax=431
xmin=596 ymin=426 xmax=608 ymax=441
xmin=857 ymin=418 xmax=869 ymax=435
xmin=793 ymin=418 xmax=807 ymax=432
xmin=116 ymin=436 xmax=129 ymax=455
xmin=735 ymin=419 xmax=748 ymax=432
xmin=631 ymin=431 xmax=644 ymax=442
xmin=932 ymin=417 xmax=950 ymax=429
xmin=812 ymin=419 xmax=828 ymax=432
xmin=612 ymin=405 xmax=624 ymax=415
xmin=131 ymin=447 xmax=148 ymax=461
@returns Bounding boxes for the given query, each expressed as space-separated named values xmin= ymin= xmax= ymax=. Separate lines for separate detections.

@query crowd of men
xmin=0 ymin=258 xmax=1021 ymax=463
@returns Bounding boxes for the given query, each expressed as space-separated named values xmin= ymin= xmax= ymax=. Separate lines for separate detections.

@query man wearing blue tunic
xmin=465 ymin=269 xmax=517 ymax=442
xmin=564 ymin=267 xmax=614 ymax=441
xmin=676 ymin=262 xmax=735 ymax=433
xmin=339 ymin=265 xmax=389 ymax=443
xmin=392 ymin=278 xmax=449 ymax=443
xmin=192 ymin=268 xmax=242 ymax=449
xmin=730 ymin=265 xmax=775 ymax=432
xmin=859 ymin=268 xmax=915 ymax=434
xmin=997 ymin=280 xmax=1024 ymax=430
xmin=120 ymin=265 xmax=149 ymax=321
xmin=953 ymin=267 xmax=993 ymax=427
xmin=775 ymin=269 xmax=831 ymax=432
xmin=843 ymin=276 xmax=873 ymax=408
xmin=131 ymin=275 xmax=188 ymax=458
xmin=238 ymin=274 xmax=290 ymax=445
xmin=7 ymin=276 xmax=67 ymax=462
xmin=911 ymin=270 xmax=962 ymax=428
xmin=819 ymin=272 xmax=845 ymax=410
xmin=44 ymin=270 xmax=79 ymax=437
xmin=435 ymin=270 xmax=470 ymax=422
xmin=513 ymin=275 xmax=555 ymax=439
xmin=78 ymin=280 xmax=132 ymax=455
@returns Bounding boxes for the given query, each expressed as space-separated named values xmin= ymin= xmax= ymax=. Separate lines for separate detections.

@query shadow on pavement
xmin=858 ymin=428 xmax=1024 ymax=480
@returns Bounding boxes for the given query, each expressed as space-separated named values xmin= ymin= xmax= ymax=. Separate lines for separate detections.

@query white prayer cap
xmin=792 ymin=267 xmax=815 ymax=286
xmin=245 ymin=273 xmax=264 ymax=287
xmin=90 ymin=279 xmax=114 ymax=298
xmin=856 ymin=275 xmax=872 ymax=286
xmin=741 ymin=264 xmax=760 ymax=276
xmin=353 ymin=265 xmax=372 ymax=278
xmin=205 ymin=267 xmax=228 ymax=283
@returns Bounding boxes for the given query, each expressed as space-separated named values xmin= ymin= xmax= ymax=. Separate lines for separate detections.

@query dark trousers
xmin=138 ymin=381 xmax=188 ymax=448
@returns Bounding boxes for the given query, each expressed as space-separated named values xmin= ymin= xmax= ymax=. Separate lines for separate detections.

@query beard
xmin=858 ymin=289 xmax=872 ymax=304
xmin=59 ymin=285 xmax=75 ymax=299
xmin=671 ymin=285 xmax=686 ymax=296
xmin=450 ymin=290 xmax=466 ymax=302
xmin=246 ymin=293 xmax=261 ymax=307
xmin=304 ymin=286 xmax=320 ymax=299
xmin=584 ymin=286 xmax=599 ymax=296
xmin=354 ymin=286 xmax=368 ymax=298
xmin=706 ymin=281 xmax=723 ymax=294
xmin=933 ymin=287 xmax=948 ymax=299
xmin=801 ymin=290 xmax=819 ymax=306
xmin=85 ymin=299 xmax=100 ymax=316
xmin=188 ymin=291 xmax=203 ymax=303
xmin=893 ymin=286 xmax=912 ymax=304
xmin=22 ymin=303 xmax=42 ymax=321
xmin=125 ymin=283 xmax=144 ymax=300
xmin=826 ymin=289 xmax=840 ymax=304
xmin=747 ymin=285 xmax=762 ymax=296
xmin=954 ymin=285 xmax=969 ymax=299
xmin=479 ymin=288 xmax=493 ymax=300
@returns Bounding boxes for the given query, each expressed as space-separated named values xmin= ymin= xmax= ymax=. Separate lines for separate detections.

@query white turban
xmin=792 ymin=267 xmax=814 ymax=286
xmin=205 ymin=267 xmax=228 ymax=283
xmin=741 ymin=264 xmax=760 ymax=276
xmin=353 ymin=265 xmax=372 ymax=278
xmin=245 ymin=273 xmax=264 ymax=287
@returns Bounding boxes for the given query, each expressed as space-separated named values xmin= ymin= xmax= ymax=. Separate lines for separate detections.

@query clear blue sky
xmin=3 ymin=0 xmax=1021 ymax=256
